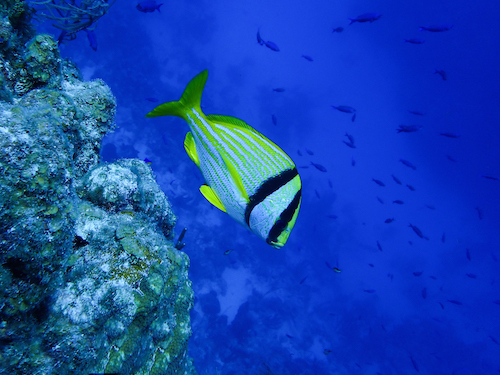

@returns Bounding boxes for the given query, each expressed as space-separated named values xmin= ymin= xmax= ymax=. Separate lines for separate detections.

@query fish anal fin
xmin=200 ymin=184 xmax=226 ymax=212
xmin=220 ymin=153 xmax=249 ymax=202
xmin=183 ymin=132 xmax=199 ymax=167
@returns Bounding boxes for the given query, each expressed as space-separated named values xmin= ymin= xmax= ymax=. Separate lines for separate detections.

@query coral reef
xmin=0 ymin=1 xmax=196 ymax=374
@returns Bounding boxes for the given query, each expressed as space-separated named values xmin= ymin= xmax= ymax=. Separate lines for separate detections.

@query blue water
xmin=39 ymin=0 xmax=500 ymax=373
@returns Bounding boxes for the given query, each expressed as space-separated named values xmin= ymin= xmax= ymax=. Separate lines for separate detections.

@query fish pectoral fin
xmin=200 ymin=184 xmax=226 ymax=212
xmin=183 ymin=132 xmax=200 ymax=167
xmin=220 ymin=153 xmax=249 ymax=202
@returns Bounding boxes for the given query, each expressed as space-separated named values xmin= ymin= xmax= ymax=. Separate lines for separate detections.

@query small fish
xmin=136 ymin=0 xmax=163 ymax=13
xmin=146 ymin=97 xmax=159 ymax=102
xmin=84 ymin=29 xmax=97 ymax=51
xmin=376 ymin=196 xmax=384 ymax=204
xmin=328 ymin=179 xmax=333 ymax=188
xmin=301 ymin=55 xmax=313 ymax=61
xmin=264 ymin=40 xmax=280 ymax=51
xmin=257 ymin=28 xmax=264 ymax=45
xmin=393 ymin=200 xmax=404 ymax=204
xmin=174 ymin=227 xmax=187 ymax=250
xmin=406 ymin=184 xmax=415 ymax=191
xmin=441 ymin=232 xmax=445 ymax=243
xmin=271 ymin=114 xmax=277 ymax=125
xmin=410 ymin=356 xmax=420 ymax=372
xmin=422 ymin=287 xmax=427 ymax=299
xmin=440 ymin=132 xmax=461 ymax=138
xmin=333 ymin=267 xmax=342 ymax=273
xmin=399 ymin=159 xmax=416 ymax=170
xmin=368 ymin=263 xmax=374 ymax=267
xmin=331 ymin=105 xmax=356 ymax=113
xmin=324 ymin=349 xmax=332 ymax=355
xmin=332 ymin=27 xmax=344 ymax=33
xmin=413 ymin=271 xmax=423 ymax=276
xmin=349 ymin=13 xmax=382 ymax=24
xmin=327 ymin=214 xmax=337 ymax=219
xmin=286 ymin=334 xmax=294 ymax=339
xmin=481 ymin=175 xmax=499 ymax=180
xmin=364 ymin=289 xmax=376 ymax=293
xmin=466 ymin=273 xmax=476 ymax=279
xmin=342 ymin=140 xmax=356 ymax=148
xmin=446 ymin=155 xmax=457 ymax=162
xmin=143 ymin=158 xmax=152 ymax=165
xmin=297 ymin=150 xmax=302 ymax=156
xmin=305 ymin=148 xmax=314 ymax=155
xmin=409 ymin=224 xmax=424 ymax=239
xmin=405 ymin=38 xmax=425 ymax=44
xmin=311 ymin=162 xmax=327 ymax=172
xmin=489 ymin=336 xmax=500 ymax=345
xmin=419 ymin=24 xmax=454 ymax=32
xmin=429 ymin=276 xmax=437 ymax=280
xmin=408 ymin=110 xmax=425 ymax=116
xmin=466 ymin=248 xmax=471 ymax=260
xmin=315 ymin=189 xmax=320 ymax=199
xmin=372 ymin=178 xmax=385 ymax=187
xmin=344 ymin=132 xmax=355 ymax=144
xmin=425 ymin=204 xmax=435 ymax=210
xmin=447 ymin=299 xmax=462 ymax=305
xmin=224 ymin=249 xmax=233 ymax=255
xmin=494 ymin=300 xmax=500 ymax=305
xmin=387 ymin=273 xmax=394 ymax=281
xmin=475 ymin=207 xmax=483 ymax=220
xmin=299 ymin=276 xmax=308 ymax=284
xmin=273 ymin=88 xmax=285 ymax=92
xmin=392 ymin=174 xmax=402 ymax=185
xmin=376 ymin=241 xmax=383 ymax=251
xmin=439 ymin=302 xmax=444 ymax=309
xmin=434 ymin=69 xmax=447 ymax=81
xmin=397 ymin=124 xmax=422 ymax=133
xmin=351 ymin=157 xmax=356 ymax=166
xmin=384 ymin=218 xmax=395 ymax=223
xmin=146 ymin=70 xmax=301 ymax=248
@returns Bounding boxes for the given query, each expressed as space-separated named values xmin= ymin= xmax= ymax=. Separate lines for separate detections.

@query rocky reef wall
xmin=0 ymin=2 xmax=196 ymax=374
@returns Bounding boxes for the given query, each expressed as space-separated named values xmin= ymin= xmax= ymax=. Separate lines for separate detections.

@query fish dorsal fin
xmin=183 ymin=131 xmax=199 ymax=167
xmin=220 ymin=153 xmax=249 ymax=202
xmin=200 ymin=184 xmax=226 ymax=212
xmin=206 ymin=114 xmax=255 ymax=132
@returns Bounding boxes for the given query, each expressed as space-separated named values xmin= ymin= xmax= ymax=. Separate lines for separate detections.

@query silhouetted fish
xmin=405 ymin=38 xmax=425 ymax=44
xmin=434 ymin=69 xmax=447 ymax=80
xmin=311 ymin=162 xmax=327 ymax=172
xmin=419 ymin=24 xmax=454 ymax=32
xmin=349 ymin=13 xmax=382 ymax=24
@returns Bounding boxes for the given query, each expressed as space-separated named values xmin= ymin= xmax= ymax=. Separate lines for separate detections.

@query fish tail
xmin=146 ymin=70 xmax=208 ymax=119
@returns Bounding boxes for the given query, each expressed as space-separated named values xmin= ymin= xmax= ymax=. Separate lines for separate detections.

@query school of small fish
xmin=136 ymin=6 xmax=498 ymax=370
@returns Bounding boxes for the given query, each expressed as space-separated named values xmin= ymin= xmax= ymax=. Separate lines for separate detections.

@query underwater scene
xmin=1 ymin=0 xmax=499 ymax=373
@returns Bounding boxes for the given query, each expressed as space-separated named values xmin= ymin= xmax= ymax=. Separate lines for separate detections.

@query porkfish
xmin=146 ymin=70 xmax=301 ymax=248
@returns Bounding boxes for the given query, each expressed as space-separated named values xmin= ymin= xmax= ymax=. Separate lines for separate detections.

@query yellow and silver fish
xmin=146 ymin=70 xmax=301 ymax=248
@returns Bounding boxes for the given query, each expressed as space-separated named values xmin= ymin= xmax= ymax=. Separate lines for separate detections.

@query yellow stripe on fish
xmin=146 ymin=70 xmax=301 ymax=248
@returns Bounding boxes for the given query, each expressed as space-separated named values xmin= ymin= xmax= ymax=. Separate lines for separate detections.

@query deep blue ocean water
xmin=35 ymin=0 xmax=500 ymax=373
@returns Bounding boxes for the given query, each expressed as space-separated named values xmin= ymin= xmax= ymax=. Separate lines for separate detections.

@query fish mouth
xmin=270 ymin=241 xmax=284 ymax=249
